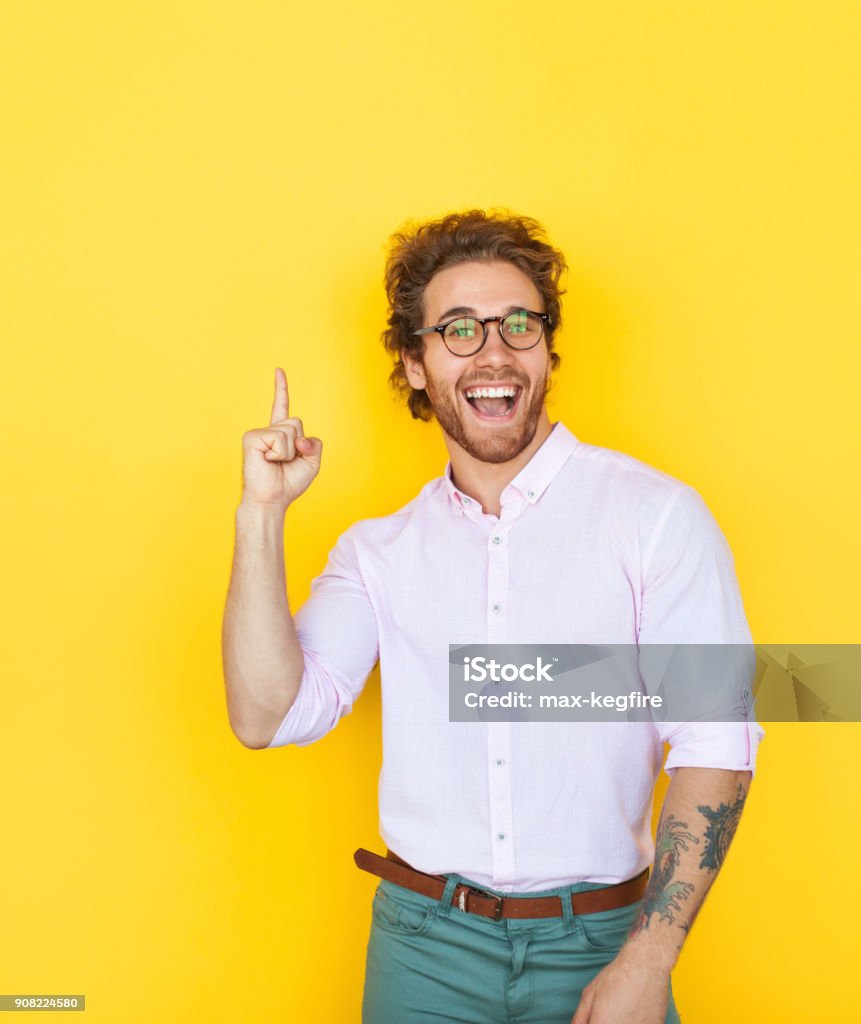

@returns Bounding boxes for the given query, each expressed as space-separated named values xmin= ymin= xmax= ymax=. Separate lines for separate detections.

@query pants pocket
xmin=575 ymin=899 xmax=642 ymax=953
xmin=371 ymin=882 xmax=438 ymax=937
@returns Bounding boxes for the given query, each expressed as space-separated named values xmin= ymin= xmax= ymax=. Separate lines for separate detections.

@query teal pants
xmin=362 ymin=873 xmax=681 ymax=1023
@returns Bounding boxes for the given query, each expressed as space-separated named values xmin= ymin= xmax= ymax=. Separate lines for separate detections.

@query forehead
xmin=423 ymin=260 xmax=543 ymax=321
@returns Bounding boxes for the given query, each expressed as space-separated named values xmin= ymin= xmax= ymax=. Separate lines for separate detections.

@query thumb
xmin=296 ymin=435 xmax=323 ymax=460
xmin=570 ymin=993 xmax=592 ymax=1024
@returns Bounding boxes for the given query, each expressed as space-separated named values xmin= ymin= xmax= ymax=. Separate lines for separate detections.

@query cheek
xmin=421 ymin=362 xmax=459 ymax=396
xmin=425 ymin=376 xmax=450 ymax=399
xmin=532 ymin=355 xmax=551 ymax=384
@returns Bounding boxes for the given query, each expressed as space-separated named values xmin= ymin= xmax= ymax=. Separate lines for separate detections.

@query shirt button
xmin=497 ymin=832 xmax=506 ymax=841
xmin=495 ymin=758 xmax=505 ymax=767
xmin=491 ymin=603 xmax=502 ymax=614
xmin=527 ymin=489 xmax=535 ymax=499
xmin=492 ymin=535 xmax=502 ymax=545
xmin=462 ymin=496 xmax=471 ymax=504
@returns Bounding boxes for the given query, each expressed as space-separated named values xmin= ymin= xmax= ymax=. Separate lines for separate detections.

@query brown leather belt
xmin=354 ymin=848 xmax=648 ymax=922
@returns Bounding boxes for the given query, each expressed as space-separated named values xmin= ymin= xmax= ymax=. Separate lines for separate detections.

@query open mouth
xmin=463 ymin=385 xmax=523 ymax=421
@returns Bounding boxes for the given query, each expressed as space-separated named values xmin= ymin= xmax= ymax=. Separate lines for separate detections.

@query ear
xmin=401 ymin=349 xmax=427 ymax=390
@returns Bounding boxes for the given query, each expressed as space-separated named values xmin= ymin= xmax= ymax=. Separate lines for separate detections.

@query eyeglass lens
xmin=443 ymin=311 xmax=543 ymax=354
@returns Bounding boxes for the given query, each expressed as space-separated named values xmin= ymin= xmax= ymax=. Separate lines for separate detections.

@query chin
xmin=426 ymin=383 xmax=547 ymax=464
xmin=459 ymin=423 xmax=539 ymax=464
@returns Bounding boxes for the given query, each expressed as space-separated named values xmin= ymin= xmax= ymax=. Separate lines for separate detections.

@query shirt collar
xmin=442 ymin=421 xmax=579 ymax=513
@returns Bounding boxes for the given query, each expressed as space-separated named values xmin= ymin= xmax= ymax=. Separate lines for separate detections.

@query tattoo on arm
xmin=629 ymin=782 xmax=749 ymax=941
xmin=697 ymin=782 xmax=748 ymax=872
xmin=629 ymin=814 xmax=698 ymax=938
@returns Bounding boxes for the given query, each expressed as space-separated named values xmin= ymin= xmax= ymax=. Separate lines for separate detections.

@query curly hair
xmin=382 ymin=209 xmax=567 ymax=421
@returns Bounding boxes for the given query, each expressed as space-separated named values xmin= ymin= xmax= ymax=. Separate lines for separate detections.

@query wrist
xmin=617 ymin=930 xmax=680 ymax=975
xmin=237 ymin=498 xmax=289 ymax=519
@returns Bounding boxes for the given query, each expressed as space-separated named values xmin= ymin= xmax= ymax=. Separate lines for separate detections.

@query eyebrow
xmin=436 ymin=304 xmax=531 ymax=322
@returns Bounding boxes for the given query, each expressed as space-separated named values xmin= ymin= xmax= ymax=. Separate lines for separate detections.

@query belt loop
xmin=437 ymin=874 xmax=461 ymax=919
xmin=560 ymin=884 xmax=576 ymax=934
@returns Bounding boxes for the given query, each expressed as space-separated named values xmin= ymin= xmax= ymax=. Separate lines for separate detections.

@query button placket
xmin=486 ymin=520 xmax=515 ymax=886
xmin=487 ymin=524 xmax=509 ymax=626
xmin=487 ymin=720 xmax=515 ymax=885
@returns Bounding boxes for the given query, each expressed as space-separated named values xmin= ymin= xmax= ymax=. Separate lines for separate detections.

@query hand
xmin=240 ymin=367 xmax=323 ymax=511
xmin=570 ymin=947 xmax=670 ymax=1024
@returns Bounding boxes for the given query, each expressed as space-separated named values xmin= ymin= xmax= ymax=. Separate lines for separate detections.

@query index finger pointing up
xmin=270 ymin=367 xmax=289 ymax=424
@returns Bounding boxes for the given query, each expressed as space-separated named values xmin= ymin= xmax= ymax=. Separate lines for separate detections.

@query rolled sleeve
xmin=661 ymin=720 xmax=764 ymax=776
xmin=638 ymin=486 xmax=765 ymax=777
xmin=267 ymin=525 xmax=379 ymax=748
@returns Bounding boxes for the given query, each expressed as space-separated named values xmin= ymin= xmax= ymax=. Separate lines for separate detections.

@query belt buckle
xmin=463 ymin=885 xmax=504 ymax=921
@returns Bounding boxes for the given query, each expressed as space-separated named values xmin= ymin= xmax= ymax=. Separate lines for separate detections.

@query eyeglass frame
xmin=412 ymin=309 xmax=551 ymax=357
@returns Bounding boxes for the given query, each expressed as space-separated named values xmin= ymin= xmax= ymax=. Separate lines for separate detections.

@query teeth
xmin=464 ymin=386 xmax=518 ymax=399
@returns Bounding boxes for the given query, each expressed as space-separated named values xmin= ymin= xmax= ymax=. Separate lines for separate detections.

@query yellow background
xmin=2 ymin=1 xmax=859 ymax=1020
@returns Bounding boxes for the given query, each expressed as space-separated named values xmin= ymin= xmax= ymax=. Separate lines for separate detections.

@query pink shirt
xmin=267 ymin=422 xmax=763 ymax=892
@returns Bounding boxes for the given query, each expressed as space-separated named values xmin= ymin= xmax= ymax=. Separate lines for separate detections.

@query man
xmin=222 ymin=210 xmax=763 ymax=1023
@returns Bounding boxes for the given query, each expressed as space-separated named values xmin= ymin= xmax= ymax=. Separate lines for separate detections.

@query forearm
xmin=221 ymin=500 xmax=305 ymax=748
xmin=621 ymin=767 xmax=752 ymax=972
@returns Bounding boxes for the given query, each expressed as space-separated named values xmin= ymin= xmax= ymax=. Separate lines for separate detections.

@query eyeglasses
xmin=413 ymin=309 xmax=550 ymax=357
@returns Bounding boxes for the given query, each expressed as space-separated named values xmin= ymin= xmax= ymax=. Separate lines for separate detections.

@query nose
xmin=474 ymin=319 xmax=515 ymax=368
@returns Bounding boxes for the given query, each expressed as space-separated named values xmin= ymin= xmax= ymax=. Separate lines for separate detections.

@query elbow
xmin=226 ymin=703 xmax=291 ymax=750
xmin=229 ymin=719 xmax=275 ymax=750
xmin=224 ymin=680 xmax=300 ymax=750
xmin=236 ymin=730 xmax=273 ymax=750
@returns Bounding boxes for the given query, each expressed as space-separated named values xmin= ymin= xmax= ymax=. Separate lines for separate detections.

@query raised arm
xmin=221 ymin=368 xmax=323 ymax=749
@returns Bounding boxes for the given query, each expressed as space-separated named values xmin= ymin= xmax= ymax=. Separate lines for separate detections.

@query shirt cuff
xmin=662 ymin=720 xmax=765 ymax=778
xmin=265 ymin=649 xmax=352 ymax=748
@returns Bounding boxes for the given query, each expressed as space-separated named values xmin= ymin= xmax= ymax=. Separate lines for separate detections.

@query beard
xmin=423 ymin=369 xmax=549 ymax=464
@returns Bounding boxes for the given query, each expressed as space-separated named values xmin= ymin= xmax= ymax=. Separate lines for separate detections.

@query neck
xmin=446 ymin=410 xmax=554 ymax=517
